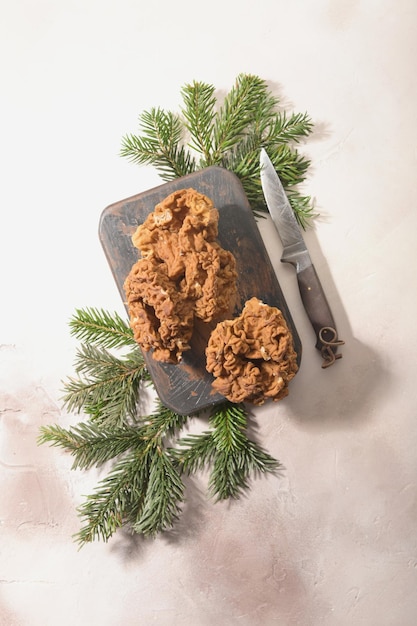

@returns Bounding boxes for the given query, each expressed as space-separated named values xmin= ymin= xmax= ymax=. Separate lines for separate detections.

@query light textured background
xmin=1 ymin=1 xmax=416 ymax=625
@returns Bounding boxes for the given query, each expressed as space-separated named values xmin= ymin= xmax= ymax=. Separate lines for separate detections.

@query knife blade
xmin=259 ymin=148 xmax=344 ymax=367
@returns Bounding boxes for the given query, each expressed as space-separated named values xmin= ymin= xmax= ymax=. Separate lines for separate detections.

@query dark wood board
xmin=99 ymin=166 xmax=302 ymax=415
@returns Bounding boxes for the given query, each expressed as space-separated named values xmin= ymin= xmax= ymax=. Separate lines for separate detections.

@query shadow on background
xmin=277 ymin=225 xmax=391 ymax=430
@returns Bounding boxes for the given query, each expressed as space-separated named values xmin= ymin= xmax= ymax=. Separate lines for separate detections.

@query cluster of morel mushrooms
xmin=124 ymin=188 xmax=298 ymax=405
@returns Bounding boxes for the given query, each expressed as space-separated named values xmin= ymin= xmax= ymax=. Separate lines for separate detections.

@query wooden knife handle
xmin=297 ymin=264 xmax=344 ymax=367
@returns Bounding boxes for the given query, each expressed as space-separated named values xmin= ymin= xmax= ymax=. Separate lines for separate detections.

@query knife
xmin=259 ymin=148 xmax=344 ymax=368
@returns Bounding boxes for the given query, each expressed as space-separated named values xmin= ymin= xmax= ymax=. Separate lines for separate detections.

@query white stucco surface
xmin=1 ymin=1 xmax=416 ymax=624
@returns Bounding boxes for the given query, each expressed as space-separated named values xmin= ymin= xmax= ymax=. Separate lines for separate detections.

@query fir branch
xmin=173 ymin=402 xmax=281 ymax=500
xmin=219 ymin=133 xmax=265 ymax=215
xmin=180 ymin=80 xmax=216 ymax=164
xmin=120 ymin=107 xmax=196 ymax=180
xmin=74 ymin=447 xmax=184 ymax=544
xmin=269 ymin=143 xmax=311 ymax=186
xmin=212 ymin=74 xmax=272 ymax=161
xmin=69 ymin=307 xmax=136 ymax=350
xmin=74 ymin=448 xmax=151 ymax=545
xmin=37 ymin=421 xmax=147 ymax=470
xmin=268 ymin=110 xmax=314 ymax=144
xmin=40 ymin=400 xmax=189 ymax=545
xmin=73 ymin=404 xmax=188 ymax=544
xmin=170 ymin=431 xmax=215 ymax=474
xmin=132 ymin=450 xmax=184 ymax=536
xmin=208 ymin=403 xmax=281 ymax=499
xmin=120 ymin=73 xmax=315 ymax=226
xmin=141 ymin=399 xmax=190 ymax=441
xmin=62 ymin=344 xmax=148 ymax=427
xmin=209 ymin=436 xmax=281 ymax=500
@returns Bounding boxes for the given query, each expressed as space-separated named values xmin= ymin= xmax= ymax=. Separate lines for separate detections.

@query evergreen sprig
xmin=120 ymin=107 xmax=196 ymax=180
xmin=62 ymin=343 xmax=148 ymax=428
xmin=59 ymin=308 xmax=150 ymax=428
xmin=172 ymin=403 xmax=281 ymax=500
xmin=39 ymin=308 xmax=282 ymax=544
xmin=38 ymin=420 xmax=146 ymax=470
xmin=40 ymin=400 xmax=189 ymax=544
xmin=69 ymin=307 xmax=136 ymax=350
xmin=74 ymin=402 xmax=188 ymax=544
xmin=120 ymin=73 xmax=315 ymax=227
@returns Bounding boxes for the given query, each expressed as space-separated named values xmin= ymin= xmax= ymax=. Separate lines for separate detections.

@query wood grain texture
xmin=99 ymin=166 xmax=302 ymax=414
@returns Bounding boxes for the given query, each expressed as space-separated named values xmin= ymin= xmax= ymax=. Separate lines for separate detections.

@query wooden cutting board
xmin=99 ymin=166 xmax=302 ymax=415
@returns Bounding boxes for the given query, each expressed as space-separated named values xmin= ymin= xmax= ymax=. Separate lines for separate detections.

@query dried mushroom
xmin=205 ymin=297 xmax=298 ymax=405
xmin=124 ymin=188 xmax=238 ymax=363
xmin=124 ymin=257 xmax=195 ymax=363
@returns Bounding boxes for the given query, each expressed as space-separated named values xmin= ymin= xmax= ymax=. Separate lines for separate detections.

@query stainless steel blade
xmin=259 ymin=148 xmax=311 ymax=271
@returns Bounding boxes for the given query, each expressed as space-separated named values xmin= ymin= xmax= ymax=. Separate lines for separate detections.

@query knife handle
xmin=297 ymin=264 xmax=344 ymax=367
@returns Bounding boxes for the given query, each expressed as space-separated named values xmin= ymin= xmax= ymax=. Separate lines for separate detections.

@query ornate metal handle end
xmin=319 ymin=326 xmax=345 ymax=368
